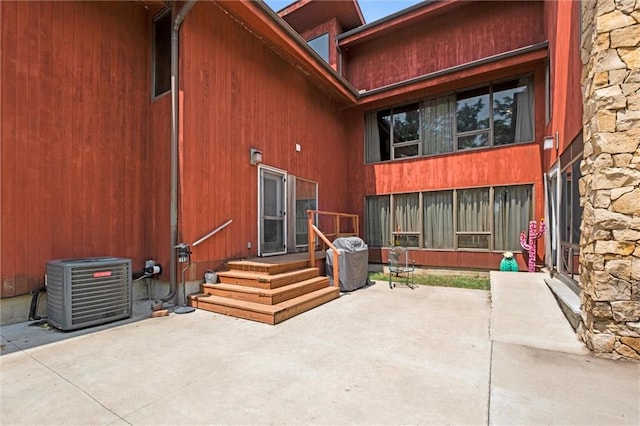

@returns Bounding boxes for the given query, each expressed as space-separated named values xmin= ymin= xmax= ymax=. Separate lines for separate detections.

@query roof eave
xmin=338 ymin=0 xmax=461 ymax=47
xmin=215 ymin=0 xmax=358 ymax=104
xmin=356 ymin=42 xmax=549 ymax=108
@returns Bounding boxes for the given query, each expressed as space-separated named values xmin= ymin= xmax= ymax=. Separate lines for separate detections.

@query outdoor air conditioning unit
xmin=46 ymin=257 xmax=132 ymax=331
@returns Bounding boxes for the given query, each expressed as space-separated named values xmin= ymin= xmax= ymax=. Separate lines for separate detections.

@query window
xmin=494 ymin=185 xmax=532 ymax=251
xmin=492 ymin=79 xmax=534 ymax=145
xmin=545 ymin=57 xmax=552 ymax=124
xmin=364 ymin=104 xmax=420 ymax=162
xmin=366 ymin=196 xmax=390 ymax=247
xmin=365 ymin=76 xmax=534 ymax=163
xmin=153 ymin=10 xmax=172 ymax=98
xmin=422 ymin=95 xmax=455 ymax=155
xmin=423 ymin=191 xmax=454 ymax=249
xmin=456 ymin=87 xmax=490 ymax=149
xmin=392 ymin=193 xmax=420 ymax=247
xmin=308 ymin=33 xmax=329 ymax=63
xmin=294 ymin=179 xmax=318 ymax=247
xmin=392 ymin=103 xmax=420 ymax=159
xmin=365 ymin=185 xmax=532 ymax=252
xmin=457 ymin=188 xmax=490 ymax=249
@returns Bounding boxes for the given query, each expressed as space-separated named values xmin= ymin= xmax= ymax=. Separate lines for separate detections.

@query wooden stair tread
xmin=217 ymin=267 xmax=318 ymax=281
xmin=194 ymin=286 xmax=339 ymax=315
xmin=227 ymin=259 xmax=310 ymax=275
xmin=203 ymin=276 xmax=329 ymax=296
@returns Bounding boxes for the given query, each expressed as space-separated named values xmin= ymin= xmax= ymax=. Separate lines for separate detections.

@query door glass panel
xmin=260 ymin=168 xmax=286 ymax=255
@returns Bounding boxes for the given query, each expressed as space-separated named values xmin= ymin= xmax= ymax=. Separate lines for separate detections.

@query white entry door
xmin=259 ymin=166 xmax=287 ymax=256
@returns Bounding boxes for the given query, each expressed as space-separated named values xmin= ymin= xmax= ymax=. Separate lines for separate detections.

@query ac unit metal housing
xmin=46 ymin=257 xmax=132 ymax=331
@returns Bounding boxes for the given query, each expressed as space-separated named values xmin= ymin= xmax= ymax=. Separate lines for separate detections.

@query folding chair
xmin=388 ymin=247 xmax=416 ymax=289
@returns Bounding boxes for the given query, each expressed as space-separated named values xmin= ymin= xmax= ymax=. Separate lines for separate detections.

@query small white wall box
xmin=46 ymin=257 xmax=132 ymax=330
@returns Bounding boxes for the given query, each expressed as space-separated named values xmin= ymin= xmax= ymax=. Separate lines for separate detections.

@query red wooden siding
xmin=543 ymin=0 xmax=583 ymax=168
xmin=341 ymin=1 xmax=545 ymax=91
xmin=178 ymin=3 xmax=350 ymax=277
xmin=145 ymin=94 xmax=172 ymax=277
xmin=342 ymin=58 xmax=548 ymax=268
xmin=1 ymin=1 xmax=153 ymax=297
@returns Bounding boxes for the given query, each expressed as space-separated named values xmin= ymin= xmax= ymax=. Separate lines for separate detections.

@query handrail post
xmin=308 ymin=210 xmax=315 ymax=268
xmin=333 ymin=250 xmax=339 ymax=288
xmin=306 ymin=210 xmax=361 ymax=289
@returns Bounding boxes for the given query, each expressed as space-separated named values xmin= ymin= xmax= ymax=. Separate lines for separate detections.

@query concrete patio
xmin=1 ymin=272 xmax=638 ymax=425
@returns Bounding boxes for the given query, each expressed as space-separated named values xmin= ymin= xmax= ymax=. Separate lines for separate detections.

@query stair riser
xmin=273 ymin=289 xmax=339 ymax=323
xmin=193 ymin=288 xmax=339 ymax=325
xmin=227 ymin=259 xmax=309 ymax=275
xmin=204 ymin=279 xmax=330 ymax=305
xmin=194 ymin=300 xmax=275 ymax=325
xmin=218 ymin=269 xmax=319 ymax=289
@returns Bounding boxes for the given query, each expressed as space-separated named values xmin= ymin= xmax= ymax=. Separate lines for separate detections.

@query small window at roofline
xmin=307 ymin=33 xmax=329 ymax=63
xmin=153 ymin=10 xmax=172 ymax=98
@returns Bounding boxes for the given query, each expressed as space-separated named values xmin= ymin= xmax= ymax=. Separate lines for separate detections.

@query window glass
xmin=494 ymin=185 xmax=532 ymax=251
xmin=153 ymin=11 xmax=172 ymax=97
xmin=423 ymin=191 xmax=454 ymax=249
xmin=457 ymin=188 xmax=490 ymax=249
xmin=393 ymin=193 xmax=420 ymax=247
xmin=366 ymin=196 xmax=390 ymax=247
xmin=393 ymin=103 xmax=420 ymax=144
xmin=458 ymin=133 xmax=489 ymax=150
xmin=456 ymin=87 xmax=490 ymax=133
xmin=422 ymin=96 xmax=454 ymax=155
xmin=493 ymin=78 xmax=533 ymax=145
xmin=295 ymin=179 xmax=317 ymax=246
xmin=377 ymin=109 xmax=392 ymax=161
xmin=308 ymin=33 xmax=329 ymax=62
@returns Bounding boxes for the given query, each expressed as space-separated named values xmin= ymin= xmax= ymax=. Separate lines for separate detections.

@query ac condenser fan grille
xmin=46 ymin=258 xmax=132 ymax=330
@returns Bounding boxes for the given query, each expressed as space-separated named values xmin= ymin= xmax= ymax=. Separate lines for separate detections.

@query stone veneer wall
xmin=580 ymin=0 xmax=640 ymax=360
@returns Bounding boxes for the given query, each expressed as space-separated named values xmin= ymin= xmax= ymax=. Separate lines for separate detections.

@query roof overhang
xmin=355 ymin=42 xmax=549 ymax=109
xmin=278 ymin=0 xmax=365 ymax=34
xmin=213 ymin=0 xmax=358 ymax=105
xmin=338 ymin=0 xmax=467 ymax=48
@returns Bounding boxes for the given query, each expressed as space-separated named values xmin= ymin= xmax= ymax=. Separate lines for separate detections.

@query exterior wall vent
xmin=46 ymin=257 xmax=132 ymax=331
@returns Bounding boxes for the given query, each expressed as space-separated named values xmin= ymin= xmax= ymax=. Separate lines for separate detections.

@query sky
xmin=264 ymin=0 xmax=424 ymax=24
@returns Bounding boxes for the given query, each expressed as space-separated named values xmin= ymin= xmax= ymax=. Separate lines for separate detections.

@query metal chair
xmin=388 ymin=247 xmax=416 ymax=289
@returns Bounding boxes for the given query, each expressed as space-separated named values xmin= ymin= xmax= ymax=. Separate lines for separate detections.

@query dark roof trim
xmin=358 ymin=41 xmax=549 ymax=99
xmin=338 ymin=0 xmax=439 ymax=41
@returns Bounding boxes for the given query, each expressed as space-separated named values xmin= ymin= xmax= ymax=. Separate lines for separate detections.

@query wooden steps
xmin=189 ymin=256 xmax=339 ymax=324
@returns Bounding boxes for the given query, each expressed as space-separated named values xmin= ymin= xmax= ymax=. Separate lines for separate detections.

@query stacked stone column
xmin=580 ymin=0 xmax=640 ymax=360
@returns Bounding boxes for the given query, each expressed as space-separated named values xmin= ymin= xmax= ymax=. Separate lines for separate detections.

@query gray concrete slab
xmin=490 ymin=341 xmax=640 ymax=425
xmin=2 ymin=275 xmax=639 ymax=425
xmin=2 ymin=283 xmax=492 ymax=425
xmin=490 ymin=271 xmax=589 ymax=355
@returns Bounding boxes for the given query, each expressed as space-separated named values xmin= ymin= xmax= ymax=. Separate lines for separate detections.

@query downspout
xmin=164 ymin=0 xmax=197 ymax=303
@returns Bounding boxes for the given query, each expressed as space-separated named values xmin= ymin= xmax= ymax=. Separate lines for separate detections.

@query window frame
xmin=307 ymin=32 xmax=330 ymax=63
xmin=152 ymin=8 xmax=172 ymax=100
xmin=364 ymin=74 xmax=535 ymax=164
xmin=365 ymin=184 xmax=534 ymax=253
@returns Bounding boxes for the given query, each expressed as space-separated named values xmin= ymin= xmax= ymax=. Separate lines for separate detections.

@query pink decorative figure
xmin=520 ymin=219 xmax=546 ymax=272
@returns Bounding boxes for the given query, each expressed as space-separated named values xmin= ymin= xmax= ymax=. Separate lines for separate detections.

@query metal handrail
xmin=192 ymin=219 xmax=233 ymax=247
xmin=306 ymin=210 xmax=359 ymax=288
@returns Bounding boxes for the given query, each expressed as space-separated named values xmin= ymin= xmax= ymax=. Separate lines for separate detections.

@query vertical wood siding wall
xmin=178 ymin=3 xmax=350 ymax=275
xmin=341 ymin=1 xmax=549 ymax=269
xmin=343 ymin=1 xmax=545 ymax=91
xmin=1 ymin=1 xmax=152 ymax=297
xmin=543 ymin=0 xmax=584 ymax=168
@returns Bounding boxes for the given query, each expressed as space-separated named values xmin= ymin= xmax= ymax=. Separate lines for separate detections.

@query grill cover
xmin=326 ymin=237 xmax=369 ymax=291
